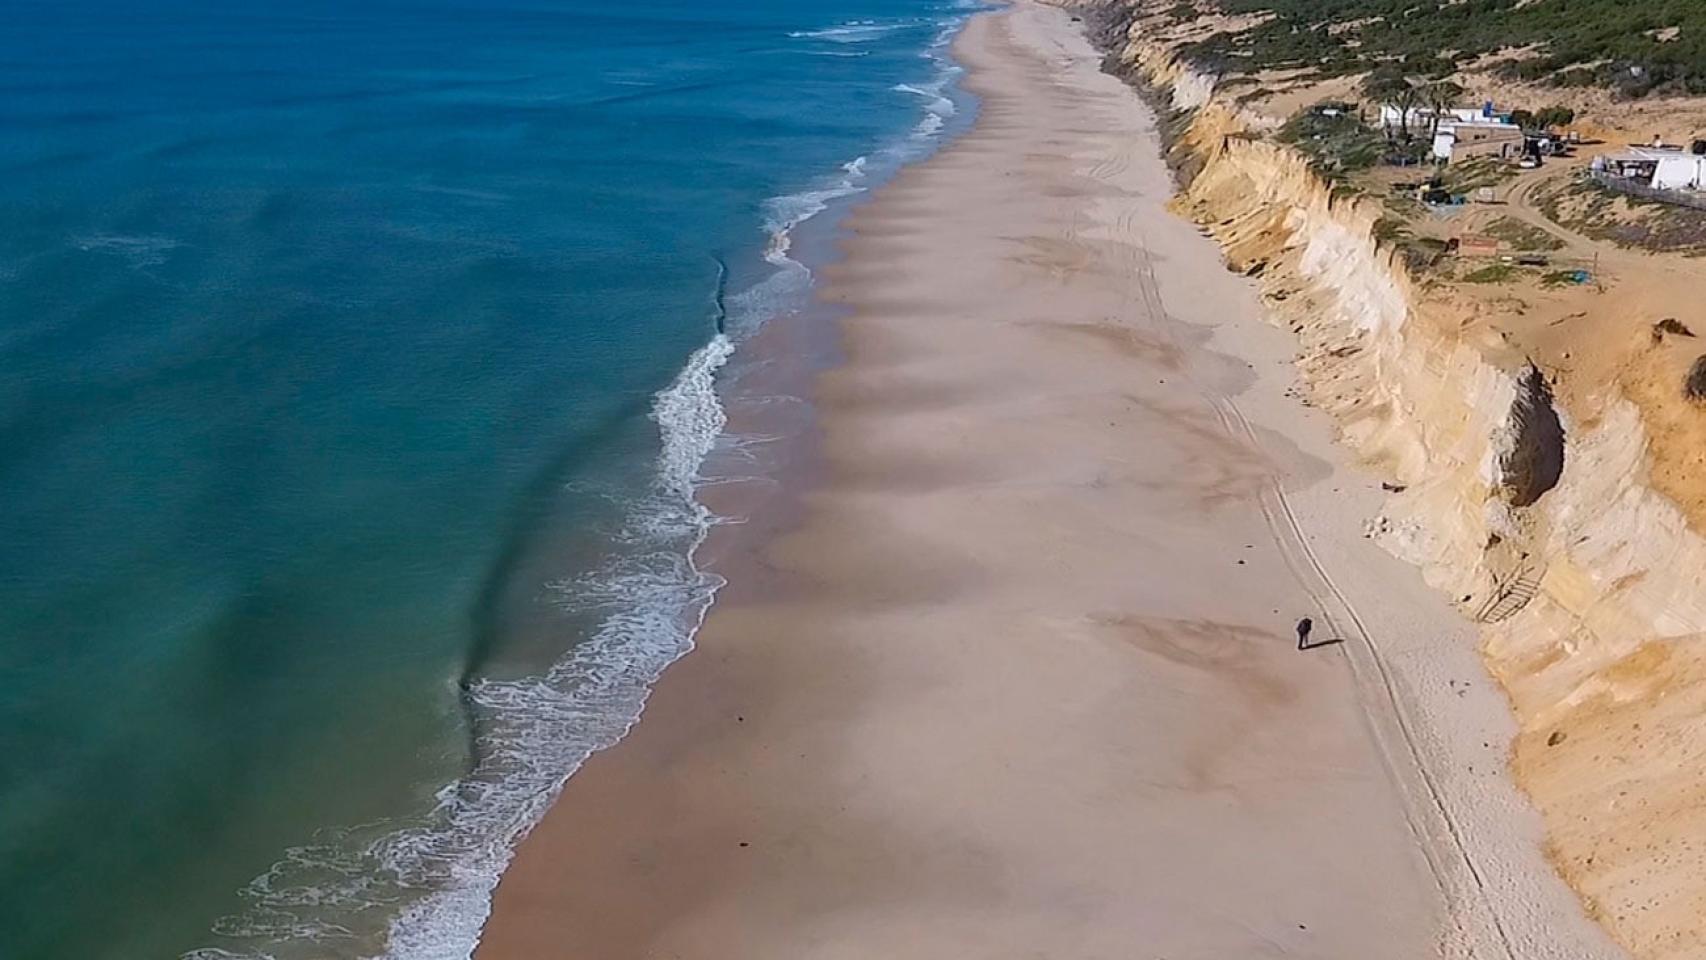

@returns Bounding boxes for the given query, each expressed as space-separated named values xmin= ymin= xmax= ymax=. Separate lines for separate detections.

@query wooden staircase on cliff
xmin=1475 ymin=567 xmax=1544 ymax=624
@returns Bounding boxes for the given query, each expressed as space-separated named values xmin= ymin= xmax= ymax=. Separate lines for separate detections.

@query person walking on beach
xmin=1296 ymin=617 xmax=1313 ymax=651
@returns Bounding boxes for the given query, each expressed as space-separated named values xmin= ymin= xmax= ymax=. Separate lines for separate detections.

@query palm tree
xmin=1424 ymin=80 xmax=1465 ymax=138
xmin=1364 ymin=69 xmax=1421 ymax=140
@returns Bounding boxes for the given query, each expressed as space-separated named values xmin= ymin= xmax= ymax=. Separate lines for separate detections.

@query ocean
xmin=0 ymin=0 xmax=977 ymax=956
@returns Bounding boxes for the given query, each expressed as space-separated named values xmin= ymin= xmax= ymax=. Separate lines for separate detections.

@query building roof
xmin=1442 ymin=120 xmax=1520 ymax=131
xmin=1608 ymin=146 xmax=1698 ymax=163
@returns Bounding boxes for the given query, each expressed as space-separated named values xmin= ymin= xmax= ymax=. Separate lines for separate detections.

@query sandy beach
xmin=473 ymin=4 xmax=1624 ymax=958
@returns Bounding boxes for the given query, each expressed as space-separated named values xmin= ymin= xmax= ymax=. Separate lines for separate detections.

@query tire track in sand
xmin=1143 ymin=242 xmax=1514 ymax=960
xmin=1020 ymin=9 xmax=1519 ymax=953
xmin=1111 ymin=164 xmax=1516 ymax=960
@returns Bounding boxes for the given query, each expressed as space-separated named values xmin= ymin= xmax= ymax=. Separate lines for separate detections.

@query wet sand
xmin=473 ymin=4 xmax=1615 ymax=958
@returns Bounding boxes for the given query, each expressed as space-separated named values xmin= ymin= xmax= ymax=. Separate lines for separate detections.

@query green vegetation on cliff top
xmin=1178 ymin=0 xmax=1706 ymax=96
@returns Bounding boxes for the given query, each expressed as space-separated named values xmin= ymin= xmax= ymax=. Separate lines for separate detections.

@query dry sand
xmin=474 ymin=4 xmax=1623 ymax=957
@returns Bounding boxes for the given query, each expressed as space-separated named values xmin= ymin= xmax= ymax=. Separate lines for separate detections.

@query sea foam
xmin=186 ymin=331 xmax=733 ymax=960
xmin=372 ymin=332 xmax=734 ymax=960
xmin=184 ymin=4 xmax=976 ymax=958
xmin=788 ymin=19 xmax=914 ymax=43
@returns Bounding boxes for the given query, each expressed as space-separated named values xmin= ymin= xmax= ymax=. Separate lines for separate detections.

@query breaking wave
xmin=185 ymin=333 xmax=733 ymax=960
xmin=183 ymin=4 xmax=982 ymax=959
xmin=788 ymin=19 xmax=916 ymax=44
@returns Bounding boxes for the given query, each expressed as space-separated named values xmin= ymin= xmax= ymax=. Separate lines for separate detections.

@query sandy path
xmin=472 ymin=5 xmax=1622 ymax=958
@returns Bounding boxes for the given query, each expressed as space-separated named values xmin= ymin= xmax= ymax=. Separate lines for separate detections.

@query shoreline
xmin=472 ymin=4 xmax=1620 ymax=957
xmin=395 ymin=15 xmax=986 ymax=952
xmin=691 ymin=4 xmax=983 ymax=591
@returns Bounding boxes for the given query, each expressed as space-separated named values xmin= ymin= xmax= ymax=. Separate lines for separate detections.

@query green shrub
xmin=1178 ymin=0 xmax=1706 ymax=97
xmin=1278 ymin=105 xmax=1384 ymax=179
xmin=1463 ymin=262 xmax=1518 ymax=283
xmin=1484 ymin=216 xmax=1566 ymax=251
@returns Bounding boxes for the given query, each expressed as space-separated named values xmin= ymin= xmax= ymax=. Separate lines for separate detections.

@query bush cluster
xmin=1178 ymin=0 xmax=1706 ymax=96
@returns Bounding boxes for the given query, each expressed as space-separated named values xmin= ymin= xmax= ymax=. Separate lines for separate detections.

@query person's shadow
xmin=1295 ymin=617 xmax=1346 ymax=651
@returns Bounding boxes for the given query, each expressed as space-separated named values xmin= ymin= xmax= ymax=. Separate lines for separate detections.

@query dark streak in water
xmin=711 ymin=254 xmax=729 ymax=336
xmin=451 ymin=251 xmax=727 ymax=770
xmin=453 ymin=392 xmax=653 ymax=767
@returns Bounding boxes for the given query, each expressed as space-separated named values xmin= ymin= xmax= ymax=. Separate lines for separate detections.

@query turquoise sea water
xmin=0 ymin=1 xmax=976 ymax=956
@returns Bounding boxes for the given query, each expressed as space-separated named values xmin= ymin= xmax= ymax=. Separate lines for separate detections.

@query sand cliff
xmin=1085 ymin=8 xmax=1706 ymax=957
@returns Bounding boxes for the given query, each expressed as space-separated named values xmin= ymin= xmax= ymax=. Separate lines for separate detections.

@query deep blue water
xmin=0 ymin=1 xmax=975 ymax=956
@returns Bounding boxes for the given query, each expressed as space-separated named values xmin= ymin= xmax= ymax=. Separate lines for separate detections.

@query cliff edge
xmin=1079 ymin=3 xmax=1706 ymax=957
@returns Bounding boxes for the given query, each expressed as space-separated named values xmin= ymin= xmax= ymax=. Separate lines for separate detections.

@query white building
xmin=1604 ymin=146 xmax=1706 ymax=189
xmin=1431 ymin=120 xmax=1524 ymax=162
xmin=1378 ymin=104 xmax=1431 ymax=131
xmin=1379 ymin=103 xmax=1496 ymax=132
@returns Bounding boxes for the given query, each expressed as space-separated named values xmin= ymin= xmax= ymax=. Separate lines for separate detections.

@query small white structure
xmin=1382 ymin=103 xmax=1505 ymax=136
xmin=1431 ymin=128 xmax=1453 ymax=160
xmin=1653 ymin=149 xmax=1705 ymax=189
xmin=1379 ymin=104 xmax=1433 ymax=131
xmin=1432 ymin=119 xmax=1524 ymax=162
xmin=1602 ymin=147 xmax=1706 ymax=189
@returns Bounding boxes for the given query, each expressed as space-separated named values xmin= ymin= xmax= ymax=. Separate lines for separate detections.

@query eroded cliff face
xmin=1093 ymin=14 xmax=1706 ymax=960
